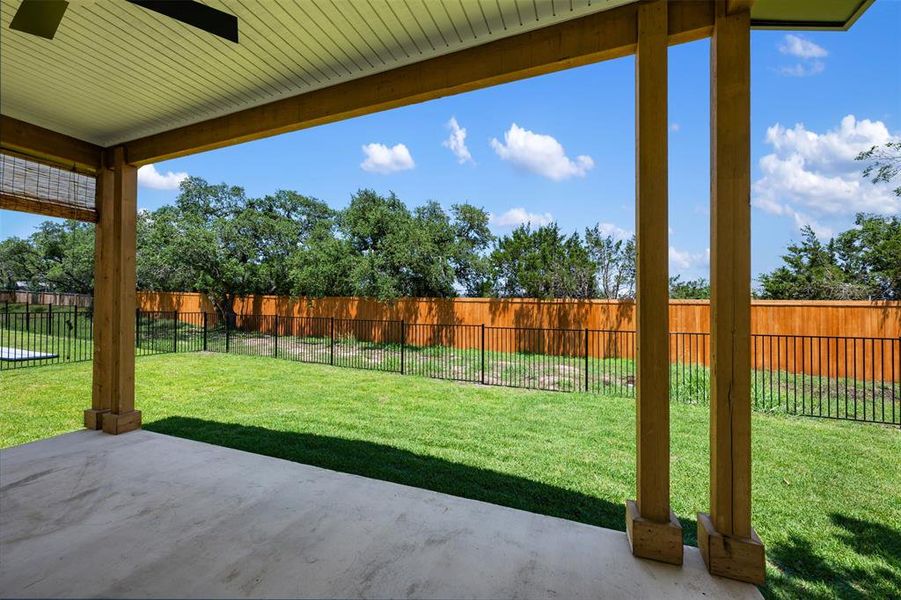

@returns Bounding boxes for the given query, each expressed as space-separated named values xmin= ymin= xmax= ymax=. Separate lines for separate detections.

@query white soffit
xmin=0 ymin=0 xmax=635 ymax=146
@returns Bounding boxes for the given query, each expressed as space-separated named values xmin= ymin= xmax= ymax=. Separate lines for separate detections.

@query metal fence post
xmin=274 ymin=315 xmax=279 ymax=358
xmin=225 ymin=314 xmax=231 ymax=353
xmin=330 ymin=317 xmax=335 ymax=365
xmin=171 ymin=311 xmax=178 ymax=353
xmin=47 ymin=303 xmax=52 ymax=335
xmin=481 ymin=323 xmax=486 ymax=385
xmin=135 ymin=308 xmax=141 ymax=349
xmin=400 ymin=319 xmax=405 ymax=374
xmin=25 ymin=302 xmax=30 ymax=332
xmin=584 ymin=328 xmax=590 ymax=392
xmin=202 ymin=312 xmax=208 ymax=351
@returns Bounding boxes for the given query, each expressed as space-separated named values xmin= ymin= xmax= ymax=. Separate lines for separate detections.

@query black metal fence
xmin=2 ymin=308 xmax=898 ymax=426
xmin=1 ymin=306 xmax=94 ymax=368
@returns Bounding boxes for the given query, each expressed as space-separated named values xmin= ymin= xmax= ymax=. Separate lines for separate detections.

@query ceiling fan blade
xmin=9 ymin=0 xmax=69 ymax=40
xmin=127 ymin=0 xmax=238 ymax=43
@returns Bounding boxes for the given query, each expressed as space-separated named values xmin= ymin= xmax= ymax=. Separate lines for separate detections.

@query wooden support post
xmin=626 ymin=0 xmax=682 ymax=566
xmin=698 ymin=1 xmax=765 ymax=585
xmin=85 ymin=146 xmax=141 ymax=434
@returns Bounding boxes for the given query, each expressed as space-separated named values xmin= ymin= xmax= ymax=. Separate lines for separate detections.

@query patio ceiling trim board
xmin=0 ymin=115 xmax=102 ymax=174
xmin=750 ymin=0 xmax=875 ymax=31
xmin=121 ymin=1 xmax=715 ymax=166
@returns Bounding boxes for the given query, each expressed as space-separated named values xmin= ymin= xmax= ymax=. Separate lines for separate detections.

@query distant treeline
xmin=2 ymin=176 xmax=898 ymax=315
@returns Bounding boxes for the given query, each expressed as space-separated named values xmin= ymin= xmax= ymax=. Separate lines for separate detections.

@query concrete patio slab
xmin=0 ymin=430 xmax=762 ymax=599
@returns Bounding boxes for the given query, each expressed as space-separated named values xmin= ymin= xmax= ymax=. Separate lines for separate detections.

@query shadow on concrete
xmin=145 ymin=416 xmax=680 ymax=538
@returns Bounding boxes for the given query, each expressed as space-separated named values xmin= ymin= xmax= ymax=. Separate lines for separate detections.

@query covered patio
xmin=0 ymin=0 xmax=874 ymax=596
xmin=1 ymin=429 xmax=762 ymax=599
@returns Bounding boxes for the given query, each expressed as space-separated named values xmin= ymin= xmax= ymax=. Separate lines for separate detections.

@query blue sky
xmin=2 ymin=1 xmax=899 ymax=285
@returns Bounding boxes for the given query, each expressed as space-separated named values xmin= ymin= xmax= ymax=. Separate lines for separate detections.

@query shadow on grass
xmin=145 ymin=416 xmax=693 ymax=539
xmin=765 ymin=513 xmax=901 ymax=599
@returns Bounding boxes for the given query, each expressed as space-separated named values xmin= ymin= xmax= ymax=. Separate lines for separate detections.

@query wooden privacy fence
xmin=1 ymin=290 xmax=93 ymax=308
xmin=136 ymin=293 xmax=901 ymax=382
xmin=137 ymin=292 xmax=900 ymax=336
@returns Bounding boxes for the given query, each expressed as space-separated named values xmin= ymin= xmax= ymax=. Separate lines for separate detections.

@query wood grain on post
xmin=86 ymin=147 xmax=141 ymax=434
xmin=698 ymin=1 xmax=765 ymax=584
xmin=626 ymin=0 xmax=683 ymax=565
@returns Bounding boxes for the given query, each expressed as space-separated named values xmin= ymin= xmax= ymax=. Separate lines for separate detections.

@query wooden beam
xmin=726 ymin=0 xmax=755 ymax=15
xmin=86 ymin=146 xmax=140 ymax=435
xmin=0 ymin=115 xmax=101 ymax=174
xmin=122 ymin=1 xmax=715 ymax=165
xmin=625 ymin=0 xmax=682 ymax=566
xmin=697 ymin=1 xmax=764 ymax=585
xmin=0 ymin=193 xmax=97 ymax=222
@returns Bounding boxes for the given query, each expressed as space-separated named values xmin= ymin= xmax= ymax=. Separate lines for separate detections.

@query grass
xmin=1 ymin=353 xmax=899 ymax=598
xmin=4 ymin=316 xmax=898 ymax=424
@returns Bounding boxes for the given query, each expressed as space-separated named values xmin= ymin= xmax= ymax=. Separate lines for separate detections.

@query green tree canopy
xmin=856 ymin=141 xmax=901 ymax=197
xmin=669 ymin=276 xmax=710 ymax=300
xmin=152 ymin=177 xmax=334 ymax=315
xmin=584 ymin=227 xmax=635 ymax=299
xmin=757 ymin=215 xmax=900 ymax=300
xmin=0 ymin=221 xmax=95 ymax=293
xmin=490 ymin=223 xmax=596 ymax=299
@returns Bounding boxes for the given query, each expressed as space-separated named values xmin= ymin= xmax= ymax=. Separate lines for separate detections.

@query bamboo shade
xmin=0 ymin=151 xmax=96 ymax=221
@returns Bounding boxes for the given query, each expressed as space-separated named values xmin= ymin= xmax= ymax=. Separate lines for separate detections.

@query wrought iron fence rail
xmin=1 ymin=309 xmax=897 ymax=426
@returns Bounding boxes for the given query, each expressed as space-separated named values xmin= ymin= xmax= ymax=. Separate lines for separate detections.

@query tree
xmin=339 ymin=189 xmax=415 ymax=299
xmin=7 ymin=221 xmax=96 ymax=293
xmin=0 ymin=237 xmax=38 ymax=290
xmin=669 ymin=276 xmax=710 ymax=299
xmin=832 ymin=214 xmax=901 ymax=300
xmin=490 ymin=223 xmax=597 ymax=299
xmin=856 ymin=141 xmax=901 ymax=197
xmin=289 ymin=221 xmax=357 ymax=297
xmin=405 ymin=201 xmax=459 ymax=297
xmin=450 ymin=203 xmax=494 ymax=296
xmin=165 ymin=177 xmax=331 ymax=316
xmin=757 ymin=216 xmax=901 ymax=300
xmin=137 ymin=207 xmax=193 ymax=292
xmin=329 ymin=190 xmax=492 ymax=299
xmin=758 ymin=226 xmax=868 ymax=300
xmin=584 ymin=227 xmax=635 ymax=299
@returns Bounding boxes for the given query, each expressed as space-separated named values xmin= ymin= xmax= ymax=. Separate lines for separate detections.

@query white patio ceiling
xmin=0 ymin=0 xmax=873 ymax=149
xmin=1 ymin=0 xmax=637 ymax=146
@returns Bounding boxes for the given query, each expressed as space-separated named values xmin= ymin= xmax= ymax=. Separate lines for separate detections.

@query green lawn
xmin=1 ymin=353 xmax=898 ymax=599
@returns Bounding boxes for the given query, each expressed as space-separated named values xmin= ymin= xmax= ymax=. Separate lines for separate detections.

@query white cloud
xmin=595 ymin=222 xmax=633 ymax=240
xmin=779 ymin=34 xmax=827 ymax=59
xmin=360 ymin=143 xmax=415 ymax=174
xmin=490 ymin=123 xmax=594 ymax=181
xmin=669 ymin=246 xmax=710 ymax=271
xmin=777 ymin=34 xmax=827 ymax=77
xmin=137 ymin=164 xmax=187 ymax=190
xmin=752 ymin=115 xmax=900 ymax=231
xmin=489 ymin=207 xmax=554 ymax=228
xmin=669 ymin=123 xmax=681 ymax=133
xmin=443 ymin=117 xmax=473 ymax=164
xmin=778 ymin=62 xmax=825 ymax=77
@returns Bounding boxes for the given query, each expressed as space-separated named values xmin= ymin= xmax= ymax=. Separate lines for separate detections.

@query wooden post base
xmin=625 ymin=500 xmax=683 ymax=565
xmin=697 ymin=512 xmax=765 ymax=585
xmin=101 ymin=410 xmax=142 ymax=435
xmin=83 ymin=409 xmax=110 ymax=430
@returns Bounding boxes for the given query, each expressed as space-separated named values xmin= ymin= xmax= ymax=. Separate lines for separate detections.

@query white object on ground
xmin=0 ymin=347 xmax=58 ymax=361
